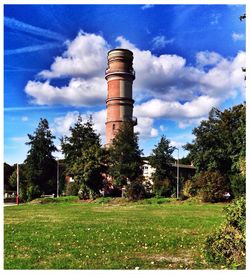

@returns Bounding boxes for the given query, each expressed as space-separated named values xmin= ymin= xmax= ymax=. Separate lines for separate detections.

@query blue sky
xmin=4 ymin=4 xmax=246 ymax=165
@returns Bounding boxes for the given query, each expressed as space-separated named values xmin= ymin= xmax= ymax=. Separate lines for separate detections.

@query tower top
xmin=107 ymin=48 xmax=133 ymax=57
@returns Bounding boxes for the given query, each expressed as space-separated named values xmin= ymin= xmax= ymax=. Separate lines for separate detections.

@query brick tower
xmin=105 ymin=48 xmax=137 ymax=145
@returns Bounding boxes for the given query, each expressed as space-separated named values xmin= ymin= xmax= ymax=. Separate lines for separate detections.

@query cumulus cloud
xmin=196 ymin=51 xmax=223 ymax=68
xmin=117 ymin=37 xmax=245 ymax=103
xmin=24 ymin=32 xmax=245 ymax=132
xmin=134 ymin=95 xmax=220 ymax=120
xmin=25 ymin=77 xmax=106 ymax=106
xmin=39 ymin=31 xmax=110 ymax=79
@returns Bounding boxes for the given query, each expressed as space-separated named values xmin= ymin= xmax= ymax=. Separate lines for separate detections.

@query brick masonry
xmin=105 ymin=49 xmax=136 ymax=144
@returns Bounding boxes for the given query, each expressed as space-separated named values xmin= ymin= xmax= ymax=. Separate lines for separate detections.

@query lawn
xmin=4 ymin=197 xmax=226 ymax=269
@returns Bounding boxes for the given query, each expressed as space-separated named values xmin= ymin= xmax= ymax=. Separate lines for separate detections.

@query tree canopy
xmin=184 ymin=103 xmax=245 ymax=197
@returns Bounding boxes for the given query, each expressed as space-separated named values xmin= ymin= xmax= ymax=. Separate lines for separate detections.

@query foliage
xmin=4 ymin=163 xmax=15 ymax=191
xmin=24 ymin=119 xmax=57 ymax=200
xmin=61 ymin=115 xmax=105 ymax=195
xmin=204 ymin=197 xmax=245 ymax=269
xmin=72 ymin=144 xmax=105 ymax=195
xmin=194 ymin=171 xmax=228 ymax=202
xmin=125 ymin=181 xmax=147 ymax=201
xmin=149 ymin=136 xmax=175 ymax=196
xmin=108 ymin=122 xmax=143 ymax=186
xmin=184 ymin=104 xmax=246 ymax=197
xmin=153 ymin=178 xmax=173 ymax=197
xmin=181 ymin=179 xmax=197 ymax=198
xmin=8 ymin=165 xmax=28 ymax=202
xmin=65 ymin=181 xmax=79 ymax=196
xmin=61 ymin=115 xmax=100 ymax=173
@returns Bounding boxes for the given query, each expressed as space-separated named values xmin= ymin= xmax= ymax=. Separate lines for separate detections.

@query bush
xmin=181 ymin=179 xmax=197 ymax=198
xmin=125 ymin=181 xmax=146 ymax=201
xmin=153 ymin=178 xmax=173 ymax=197
xmin=65 ymin=181 xmax=79 ymax=196
xmin=195 ymin=171 xmax=228 ymax=202
xmin=204 ymin=197 xmax=246 ymax=269
xmin=229 ymin=174 xmax=245 ymax=198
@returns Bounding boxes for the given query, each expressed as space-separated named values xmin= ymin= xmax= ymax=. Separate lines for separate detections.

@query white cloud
xmin=25 ymin=77 xmax=106 ymax=106
xmin=152 ymin=35 xmax=174 ymax=49
xmin=39 ymin=31 xmax=110 ymax=79
xmin=134 ymin=96 xmax=220 ymax=120
xmin=24 ymin=33 xmax=245 ymax=131
xmin=135 ymin=117 xmax=158 ymax=138
xmin=232 ymin=32 xmax=245 ymax=41
xmin=196 ymin=51 xmax=223 ymax=68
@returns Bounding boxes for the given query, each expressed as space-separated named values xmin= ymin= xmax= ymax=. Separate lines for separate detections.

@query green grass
xmin=4 ymin=197 xmax=226 ymax=269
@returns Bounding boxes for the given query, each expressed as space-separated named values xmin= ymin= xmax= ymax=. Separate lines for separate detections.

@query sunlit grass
xmin=4 ymin=198 xmax=226 ymax=269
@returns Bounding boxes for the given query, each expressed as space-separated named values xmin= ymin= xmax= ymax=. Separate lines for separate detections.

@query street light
xmin=16 ymin=163 xmax=19 ymax=205
xmin=174 ymin=148 xmax=179 ymax=199
xmin=56 ymin=158 xmax=60 ymax=198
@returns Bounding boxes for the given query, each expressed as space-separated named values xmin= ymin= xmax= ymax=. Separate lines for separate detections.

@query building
xmin=105 ymin=48 xmax=137 ymax=145
xmin=142 ymin=160 xmax=196 ymax=185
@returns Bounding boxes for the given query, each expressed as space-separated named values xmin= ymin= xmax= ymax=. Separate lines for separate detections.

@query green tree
xmin=25 ymin=118 xmax=57 ymax=200
xmin=8 ymin=164 xmax=28 ymax=201
xmin=184 ymin=103 xmax=245 ymax=197
xmin=4 ymin=163 xmax=15 ymax=191
xmin=61 ymin=115 xmax=104 ymax=196
xmin=149 ymin=136 xmax=175 ymax=196
xmin=108 ymin=122 xmax=143 ymax=186
xmin=61 ymin=115 xmax=100 ymax=172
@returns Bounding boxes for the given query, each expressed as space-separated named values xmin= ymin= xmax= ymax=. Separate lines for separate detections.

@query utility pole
xmin=16 ymin=164 xmax=19 ymax=205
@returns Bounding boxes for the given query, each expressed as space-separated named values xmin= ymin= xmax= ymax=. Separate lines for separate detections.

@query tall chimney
xmin=105 ymin=48 xmax=137 ymax=145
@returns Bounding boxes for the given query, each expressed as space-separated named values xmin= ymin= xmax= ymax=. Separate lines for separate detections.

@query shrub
xmin=229 ymin=174 xmax=245 ymax=198
xmin=195 ymin=171 xmax=228 ymax=202
xmin=125 ymin=181 xmax=146 ymax=201
xmin=65 ymin=181 xmax=79 ymax=196
xmin=204 ymin=197 xmax=246 ymax=269
xmin=181 ymin=179 xmax=197 ymax=198
xmin=153 ymin=178 xmax=173 ymax=197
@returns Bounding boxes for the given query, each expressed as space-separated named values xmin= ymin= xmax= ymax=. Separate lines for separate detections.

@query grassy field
xmin=4 ymin=197 xmax=226 ymax=270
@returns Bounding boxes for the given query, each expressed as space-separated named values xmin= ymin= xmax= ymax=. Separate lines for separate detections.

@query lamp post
xmin=16 ymin=163 xmax=19 ymax=205
xmin=56 ymin=158 xmax=59 ymax=198
xmin=175 ymin=148 xmax=179 ymax=199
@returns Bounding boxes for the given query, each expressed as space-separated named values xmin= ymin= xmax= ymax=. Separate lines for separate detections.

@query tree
xmin=61 ymin=115 xmax=100 ymax=172
xmin=25 ymin=118 xmax=57 ymax=200
xmin=184 ymin=103 xmax=245 ymax=197
xmin=8 ymin=164 xmax=28 ymax=201
xmin=4 ymin=163 xmax=15 ymax=191
xmin=149 ymin=136 xmax=175 ymax=196
xmin=108 ymin=122 xmax=143 ymax=186
xmin=61 ymin=115 xmax=104 ymax=196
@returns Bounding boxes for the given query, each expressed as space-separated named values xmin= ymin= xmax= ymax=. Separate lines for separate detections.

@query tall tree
xmin=184 ymin=103 xmax=246 ymax=197
xmin=25 ymin=118 xmax=57 ymax=200
xmin=61 ymin=115 xmax=104 ymax=196
xmin=4 ymin=163 xmax=15 ymax=191
xmin=149 ymin=136 xmax=175 ymax=196
xmin=108 ymin=122 xmax=143 ymax=186
xmin=61 ymin=115 xmax=100 ymax=172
